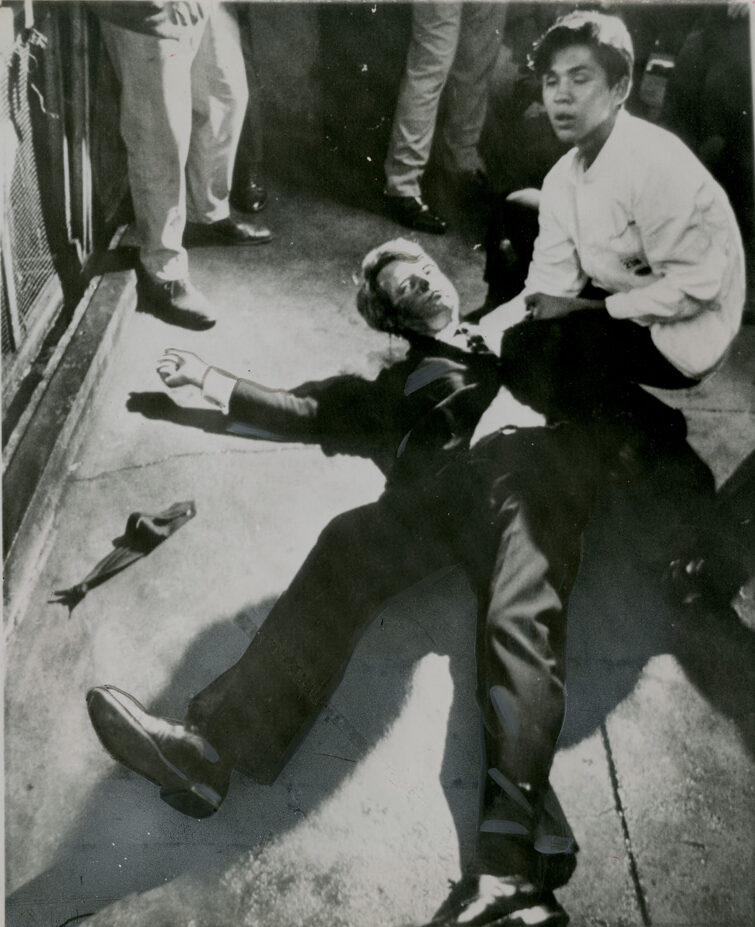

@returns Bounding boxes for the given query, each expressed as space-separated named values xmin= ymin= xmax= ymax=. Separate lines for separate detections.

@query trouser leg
xmin=439 ymin=2 xmax=505 ymax=174
xmin=384 ymin=2 xmax=462 ymax=198
xmin=187 ymin=494 xmax=456 ymax=783
xmin=499 ymin=309 xmax=698 ymax=421
xmin=100 ymin=21 xmax=202 ymax=280
xmin=186 ymin=4 xmax=248 ymax=223
xmin=445 ymin=426 xmax=600 ymax=883
xmin=233 ymin=4 xmax=265 ymax=184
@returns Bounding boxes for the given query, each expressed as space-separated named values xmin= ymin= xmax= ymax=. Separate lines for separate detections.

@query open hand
xmin=157 ymin=348 xmax=209 ymax=389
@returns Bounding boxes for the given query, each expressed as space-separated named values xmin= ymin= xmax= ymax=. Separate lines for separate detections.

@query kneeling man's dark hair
xmin=531 ymin=10 xmax=634 ymax=89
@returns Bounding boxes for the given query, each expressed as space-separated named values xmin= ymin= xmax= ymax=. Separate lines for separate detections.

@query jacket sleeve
xmin=227 ymin=367 xmax=404 ymax=442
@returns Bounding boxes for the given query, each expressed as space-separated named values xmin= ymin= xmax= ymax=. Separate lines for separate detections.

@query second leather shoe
xmin=384 ymin=194 xmax=447 ymax=234
xmin=421 ymin=874 xmax=568 ymax=926
xmin=86 ymin=685 xmax=231 ymax=818
xmin=231 ymin=176 xmax=268 ymax=214
xmin=185 ymin=216 xmax=272 ymax=246
xmin=136 ymin=267 xmax=216 ymax=331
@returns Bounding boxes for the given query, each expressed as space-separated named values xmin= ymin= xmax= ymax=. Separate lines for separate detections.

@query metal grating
xmin=1 ymin=32 xmax=58 ymax=358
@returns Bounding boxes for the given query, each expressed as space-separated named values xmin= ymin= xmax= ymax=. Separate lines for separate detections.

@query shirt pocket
xmin=608 ymin=218 xmax=653 ymax=277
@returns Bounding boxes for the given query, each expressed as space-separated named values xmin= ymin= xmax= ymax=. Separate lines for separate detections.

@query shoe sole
xmin=492 ymin=898 xmax=568 ymax=927
xmin=184 ymin=227 xmax=273 ymax=247
xmin=87 ymin=686 xmax=222 ymax=818
xmin=135 ymin=299 xmax=216 ymax=332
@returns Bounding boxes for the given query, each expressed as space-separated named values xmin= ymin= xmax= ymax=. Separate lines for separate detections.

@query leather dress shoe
xmin=421 ymin=874 xmax=568 ymax=926
xmin=231 ymin=177 xmax=268 ymax=214
xmin=384 ymin=194 xmax=447 ymax=234
xmin=185 ymin=217 xmax=272 ymax=246
xmin=86 ymin=685 xmax=231 ymax=818
xmin=136 ymin=267 xmax=216 ymax=331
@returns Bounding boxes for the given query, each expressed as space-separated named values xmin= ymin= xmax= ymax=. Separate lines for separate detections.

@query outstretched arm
xmin=156 ymin=348 xmax=319 ymax=436
xmin=155 ymin=348 xmax=400 ymax=443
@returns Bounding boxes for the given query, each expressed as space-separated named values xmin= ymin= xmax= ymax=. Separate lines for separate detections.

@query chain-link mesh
xmin=1 ymin=34 xmax=58 ymax=358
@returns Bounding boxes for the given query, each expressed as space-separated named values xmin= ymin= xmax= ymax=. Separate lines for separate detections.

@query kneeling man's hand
xmin=157 ymin=349 xmax=209 ymax=389
xmin=524 ymin=293 xmax=577 ymax=320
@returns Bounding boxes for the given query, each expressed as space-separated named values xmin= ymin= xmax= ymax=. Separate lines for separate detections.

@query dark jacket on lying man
xmin=205 ymin=334 xmax=501 ymax=484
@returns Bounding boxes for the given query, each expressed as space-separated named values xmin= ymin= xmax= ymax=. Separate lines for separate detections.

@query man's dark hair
xmin=531 ymin=11 xmax=634 ymax=89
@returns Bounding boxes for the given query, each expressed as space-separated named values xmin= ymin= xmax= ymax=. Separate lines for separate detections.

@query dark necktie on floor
xmin=50 ymin=501 xmax=196 ymax=614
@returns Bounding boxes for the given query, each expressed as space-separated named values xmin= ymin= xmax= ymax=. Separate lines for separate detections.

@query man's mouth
xmin=553 ymin=114 xmax=576 ymax=128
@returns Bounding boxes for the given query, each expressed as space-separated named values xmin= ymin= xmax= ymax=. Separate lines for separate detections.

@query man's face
xmin=542 ymin=44 xmax=627 ymax=155
xmin=376 ymin=255 xmax=459 ymax=335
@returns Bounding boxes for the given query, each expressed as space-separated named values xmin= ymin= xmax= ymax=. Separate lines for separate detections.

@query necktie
xmin=50 ymin=501 xmax=196 ymax=614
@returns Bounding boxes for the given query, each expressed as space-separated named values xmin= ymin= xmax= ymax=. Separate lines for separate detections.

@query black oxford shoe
xmin=231 ymin=177 xmax=268 ymax=214
xmin=384 ymin=194 xmax=447 ymax=234
xmin=86 ymin=685 xmax=231 ymax=818
xmin=136 ymin=267 xmax=216 ymax=331
xmin=184 ymin=217 xmax=272 ymax=246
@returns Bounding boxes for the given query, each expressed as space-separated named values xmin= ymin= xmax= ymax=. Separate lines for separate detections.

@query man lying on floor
xmin=86 ymin=238 xmax=701 ymax=926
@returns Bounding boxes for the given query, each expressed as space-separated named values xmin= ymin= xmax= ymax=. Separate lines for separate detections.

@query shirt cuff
xmin=202 ymin=367 xmax=237 ymax=413
xmin=478 ymin=291 xmax=530 ymax=353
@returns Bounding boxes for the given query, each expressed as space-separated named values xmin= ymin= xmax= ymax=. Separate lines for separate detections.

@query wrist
xmin=198 ymin=364 xmax=212 ymax=390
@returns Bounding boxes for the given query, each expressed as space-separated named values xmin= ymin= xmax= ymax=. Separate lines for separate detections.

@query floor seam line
xmin=600 ymin=721 xmax=652 ymax=926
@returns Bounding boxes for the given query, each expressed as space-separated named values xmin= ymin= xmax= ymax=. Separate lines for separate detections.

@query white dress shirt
xmin=523 ymin=109 xmax=745 ymax=379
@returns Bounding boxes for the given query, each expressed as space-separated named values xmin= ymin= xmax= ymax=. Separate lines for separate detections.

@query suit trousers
xmin=100 ymin=5 xmax=248 ymax=281
xmin=187 ymin=424 xmax=599 ymax=879
xmin=384 ymin=2 xmax=505 ymax=197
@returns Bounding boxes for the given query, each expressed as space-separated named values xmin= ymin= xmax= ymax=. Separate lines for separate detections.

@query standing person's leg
xmin=99 ymin=21 xmax=197 ymax=284
xmin=383 ymin=2 xmax=461 ymax=232
xmin=100 ymin=19 xmax=217 ymax=329
xmin=186 ymin=4 xmax=270 ymax=244
xmin=231 ymin=3 xmax=268 ymax=213
xmin=439 ymin=2 xmax=505 ymax=178
xmin=186 ymin=3 xmax=246 ymax=224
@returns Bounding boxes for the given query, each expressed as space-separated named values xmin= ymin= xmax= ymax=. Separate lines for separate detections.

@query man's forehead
xmin=546 ymin=44 xmax=601 ymax=72
xmin=380 ymin=253 xmax=434 ymax=276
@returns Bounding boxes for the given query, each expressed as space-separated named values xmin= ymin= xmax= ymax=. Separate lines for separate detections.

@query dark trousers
xmin=187 ymin=424 xmax=600 ymax=882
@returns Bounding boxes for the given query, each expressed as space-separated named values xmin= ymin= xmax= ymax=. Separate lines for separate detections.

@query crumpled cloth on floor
xmin=50 ymin=501 xmax=196 ymax=613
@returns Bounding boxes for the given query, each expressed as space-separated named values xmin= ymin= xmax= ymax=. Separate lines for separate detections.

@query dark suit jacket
xmin=226 ymin=336 xmax=501 ymax=486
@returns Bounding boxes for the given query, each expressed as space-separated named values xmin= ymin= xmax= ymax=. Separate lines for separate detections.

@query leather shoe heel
xmin=159 ymin=784 xmax=223 ymax=819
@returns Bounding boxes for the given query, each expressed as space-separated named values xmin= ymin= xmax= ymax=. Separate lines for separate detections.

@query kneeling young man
xmin=482 ymin=10 xmax=745 ymax=440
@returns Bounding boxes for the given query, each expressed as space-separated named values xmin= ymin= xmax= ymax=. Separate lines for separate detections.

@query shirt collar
xmin=574 ymin=107 xmax=631 ymax=180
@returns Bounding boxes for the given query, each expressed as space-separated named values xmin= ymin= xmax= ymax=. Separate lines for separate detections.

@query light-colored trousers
xmin=100 ymin=5 xmax=248 ymax=281
xmin=384 ymin=2 xmax=505 ymax=198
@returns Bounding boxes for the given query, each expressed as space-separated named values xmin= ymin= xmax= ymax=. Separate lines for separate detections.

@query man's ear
xmin=614 ymin=74 xmax=631 ymax=107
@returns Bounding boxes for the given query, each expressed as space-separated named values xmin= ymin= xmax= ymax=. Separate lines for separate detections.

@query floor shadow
xmin=9 ymin=428 xmax=754 ymax=926
xmin=5 ymin=590 xmax=421 ymax=927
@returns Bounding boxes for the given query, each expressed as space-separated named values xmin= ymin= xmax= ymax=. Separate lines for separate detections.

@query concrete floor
xmin=5 ymin=180 xmax=755 ymax=927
